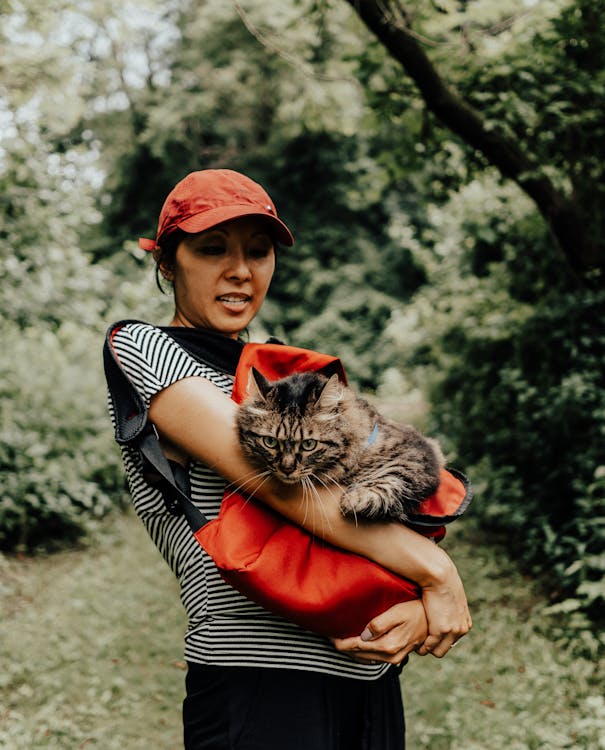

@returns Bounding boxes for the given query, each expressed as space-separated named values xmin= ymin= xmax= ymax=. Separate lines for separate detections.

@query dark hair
xmin=154 ymin=229 xmax=187 ymax=293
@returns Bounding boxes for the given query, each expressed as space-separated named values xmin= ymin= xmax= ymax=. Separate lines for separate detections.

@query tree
xmin=0 ymin=0 xmax=165 ymax=549
xmin=343 ymin=0 xmax=605 ymax=288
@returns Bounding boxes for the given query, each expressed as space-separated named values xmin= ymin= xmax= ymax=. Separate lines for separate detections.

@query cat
xmin=236 ymin=368 xmax=445 ymax=523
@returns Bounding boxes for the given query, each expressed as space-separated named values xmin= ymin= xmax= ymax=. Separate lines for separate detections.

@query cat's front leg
xmin=340 ymin=482 xmax=407 ymax=523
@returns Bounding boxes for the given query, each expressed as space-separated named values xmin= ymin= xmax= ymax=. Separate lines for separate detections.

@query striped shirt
xmin=108 ymin=321 xmax=388 ymax=679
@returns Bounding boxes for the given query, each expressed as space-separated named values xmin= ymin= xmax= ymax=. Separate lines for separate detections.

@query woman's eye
xmin=301 ymin=439 xmax=317 ymax=451
xmin=200 ymin=245 xmax=226 ymax=255
xmin=262 ymin=436 xmax=278 ymax=448
xmin=248 ymin=246 xmax=272 ymax=259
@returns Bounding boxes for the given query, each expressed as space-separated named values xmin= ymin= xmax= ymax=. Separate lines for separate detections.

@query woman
xmin=108 ymin=169 xmax=471 ymax=749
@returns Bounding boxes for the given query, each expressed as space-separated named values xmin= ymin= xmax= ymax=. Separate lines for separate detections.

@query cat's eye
xmin=262 ymin=436 xmax=278 ymax=449
xmin=301 ymin=439 xmax=317 ymax=451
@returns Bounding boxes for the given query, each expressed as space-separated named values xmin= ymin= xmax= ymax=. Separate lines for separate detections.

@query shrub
xmin=432 ymin=290 xmax=605 ymax=644
xmin=0 ymin=321 xmax=126 ymax=552
xmin=389 ymin=174 xmax=605 ymax=641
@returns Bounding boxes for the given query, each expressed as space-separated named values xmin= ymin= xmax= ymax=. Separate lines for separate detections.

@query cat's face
xmin=237 ymin=370 xmax=348 ymax=484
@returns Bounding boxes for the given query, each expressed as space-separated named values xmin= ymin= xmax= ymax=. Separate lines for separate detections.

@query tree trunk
xmin=345 ymin=0 xmax=602 ymax=287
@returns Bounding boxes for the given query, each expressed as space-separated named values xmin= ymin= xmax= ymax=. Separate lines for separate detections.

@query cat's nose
xmin=281 ymin=464 xmax=296 ymax=475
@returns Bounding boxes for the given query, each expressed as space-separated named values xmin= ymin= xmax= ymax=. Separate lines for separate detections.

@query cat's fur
xmin=236 ymin=368 xmax=445 ymax=523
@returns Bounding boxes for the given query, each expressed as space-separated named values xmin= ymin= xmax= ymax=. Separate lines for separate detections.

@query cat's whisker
xmin=318 ymin=472 xmax=357 ymax=526
xmin=315 ymin=472 xmax=355 ymax=525
xmin=228 ymin=470 xmax=272 ymax=499
xmin=307 ymin=474 xmax=334 ymax=536
xmin=238 ymin=474 xmax=273 ymax=507
xmin=227 ymin=476 xmax=270 ymax=499
xmin=226 ymin=467 xmax=270 ymax=493
xmin=308 ymin=473 xmax=338 ymax=531
xmin=300 ymin=476 xmax=321 ymax=534
xmin=308 ymin=472 xmax=339 ymax=499
xmin=300 ymin=476 xmax=312 ymax=526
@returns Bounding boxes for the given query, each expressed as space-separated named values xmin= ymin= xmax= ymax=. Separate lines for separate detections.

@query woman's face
xmin=164 ymin=216 xmax=276 ymax=337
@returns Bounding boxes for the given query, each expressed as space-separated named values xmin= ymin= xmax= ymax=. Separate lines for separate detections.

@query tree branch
xmin=233 ymin=1 xmax=358 ymax=84
xmin=345 ymin=0 xmax=602 ymax=284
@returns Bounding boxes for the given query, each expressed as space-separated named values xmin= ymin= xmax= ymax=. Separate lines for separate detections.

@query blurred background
xmin=1 ymin=0 xmax=604 ymax=747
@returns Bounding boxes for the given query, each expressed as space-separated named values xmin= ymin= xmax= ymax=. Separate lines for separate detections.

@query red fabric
xmin=195 ymin=342 xmax=470 ymax=638
xmin=231 ymin=342 xmax=347 ymax=403
xmin=416 ymin=469 xmax=466 ymax=517
xmin=196 ymin=493 xmax=419 ymax=638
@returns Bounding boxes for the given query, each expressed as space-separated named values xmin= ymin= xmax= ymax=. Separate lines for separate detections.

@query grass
xmin=1 ymin=511 xmax=604 ymax=749
xmin=0 ymin=514 xmax=186 ymax=749
xmin=404 ymin=520 xmax=605 ymax=750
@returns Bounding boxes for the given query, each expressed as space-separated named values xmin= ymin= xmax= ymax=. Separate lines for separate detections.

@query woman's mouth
xmin=216 ymin=294 xmax=252 ymax=312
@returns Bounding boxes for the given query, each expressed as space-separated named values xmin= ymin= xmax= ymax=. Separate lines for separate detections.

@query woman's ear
xmin=159 ymin=263 xmax=174 ymax=282
xmin=152 ymin=246 xmax=175 ymax=282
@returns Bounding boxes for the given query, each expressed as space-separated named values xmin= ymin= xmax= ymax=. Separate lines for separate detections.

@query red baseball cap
xmin=138 ymin=169 xmax=294 ymax=251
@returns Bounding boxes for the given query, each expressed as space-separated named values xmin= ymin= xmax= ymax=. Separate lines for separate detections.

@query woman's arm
xmin=149 ymin=375 xmax=471 ymax=654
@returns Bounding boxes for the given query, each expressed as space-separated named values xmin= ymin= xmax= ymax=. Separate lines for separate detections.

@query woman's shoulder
xmin=108 ymin=319 xmax=184 ymax=360
xmin=107 ymin=320 xmax=201 ymax=395
xmin=108 ymin=319 xmax=164 ymax=345
xmin=106 ymin=319 xmax=233 ymax=404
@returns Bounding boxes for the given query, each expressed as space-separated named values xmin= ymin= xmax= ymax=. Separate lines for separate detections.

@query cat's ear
xmin=317 ymin=373 xmax=344 ymax=409
xmin=247 ymin=367 xmax=271 ymax=401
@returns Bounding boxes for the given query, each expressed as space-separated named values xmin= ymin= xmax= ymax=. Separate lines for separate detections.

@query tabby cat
xmin=236 ymin=368 xmax=445 ymax=523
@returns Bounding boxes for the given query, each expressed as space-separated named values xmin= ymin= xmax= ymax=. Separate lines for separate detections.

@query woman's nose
xmin=225 ymin=248 xmax=252 ymax=280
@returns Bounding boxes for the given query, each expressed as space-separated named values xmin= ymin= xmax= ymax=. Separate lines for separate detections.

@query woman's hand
xmin=417 ymin=554 xmax=472 ymax=658
xmin=149 ymin=377 xmax=472 ymax=658
xmin=331 ymin=599 xmax=428 ymax=665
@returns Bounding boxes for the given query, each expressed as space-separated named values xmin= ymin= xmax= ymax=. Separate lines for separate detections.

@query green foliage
xmin=392 ymin=171 xmax=605 ymax=642
xmin=459 ymin=0 xmax=605 ymax=261
xmin=0 ymin=1 xmax=177 ymax=550
xmin=353 ymin=0 xmax=605 ymax=282
xmin=435 ymin=291 xmax=605 ymax=577
xmin=0 ymin=322 xmax=126 ymax=551
xmin=251 ymin=130 xmax=426 ymax=386
xmin=2 ymin=0 xmax=604 ymax=644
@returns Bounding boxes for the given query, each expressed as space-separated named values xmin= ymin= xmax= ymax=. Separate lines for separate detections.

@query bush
xmin=432 ymin=290 xmax=605 ymax=643
xmin=388 ymin=174 xmax=605 ymax=641
xmin=0 ymin=322 xmax=126 ymax=552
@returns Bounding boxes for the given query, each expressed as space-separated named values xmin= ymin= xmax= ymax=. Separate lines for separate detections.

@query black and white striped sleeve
xmin=110 ymin=322 xmax=216 ymax=406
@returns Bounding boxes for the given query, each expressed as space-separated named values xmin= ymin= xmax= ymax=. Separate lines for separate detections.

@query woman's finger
xmin=417 ymin=632 xmax=465 ymax=658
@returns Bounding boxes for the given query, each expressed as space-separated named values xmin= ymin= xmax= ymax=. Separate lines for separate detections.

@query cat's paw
xmin=340 ymin=486 xmax=392 ymax=521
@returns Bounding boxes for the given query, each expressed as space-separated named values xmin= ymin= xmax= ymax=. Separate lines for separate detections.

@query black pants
xmin=183 ymin=663 xmax=405 ymax=750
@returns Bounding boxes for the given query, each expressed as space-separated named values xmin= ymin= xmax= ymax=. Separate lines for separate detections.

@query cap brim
xmin=176 ymin=205 xmax=294 ymax=246
xmin=139 ymin=237 xmax=158 ymax=251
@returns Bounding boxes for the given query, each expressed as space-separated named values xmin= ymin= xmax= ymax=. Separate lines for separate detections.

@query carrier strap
xmin=138 ymin=427 xmax=209 ymax=531
xmin=103 ymin=320 xmax=223 ymax=530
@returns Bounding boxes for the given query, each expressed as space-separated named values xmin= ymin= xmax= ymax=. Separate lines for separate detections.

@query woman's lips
xmin=216 ymin=294 xmax=251 ymax=312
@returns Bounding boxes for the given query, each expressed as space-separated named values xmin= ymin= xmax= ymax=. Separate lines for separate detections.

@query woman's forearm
xmin=261 ymin=468 xmax=472 ymax=655
xmin=260 ymin=477 xmax=456 ymax=587
xmin=150 ymin=375 xmax=454 ymax=586
xmin=150 ymin=375 xmax=472 ymax=651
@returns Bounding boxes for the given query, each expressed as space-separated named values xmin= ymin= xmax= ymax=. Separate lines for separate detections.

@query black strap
xmin=103 ymin=320 xmax=244 ymax=531
xmin=138 ymin=427 xmax=209 ymax=531
xmin=159 ymin=324 xmax=244 ymax=375
xmin=103 ymin=320 xmax=148 ymax=445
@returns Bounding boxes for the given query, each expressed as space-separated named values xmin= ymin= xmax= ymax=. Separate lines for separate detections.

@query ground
xmin=1 ymin=510 xmax=603 ymax=749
